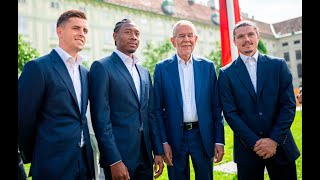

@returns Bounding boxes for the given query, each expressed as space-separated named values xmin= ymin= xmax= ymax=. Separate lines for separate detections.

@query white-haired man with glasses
xmin=153 ymin=20 xmax=225 ymax=180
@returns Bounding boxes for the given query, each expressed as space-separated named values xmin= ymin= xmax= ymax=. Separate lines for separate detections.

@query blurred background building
xmin=18 ymin=0 xmax=302 ymax=88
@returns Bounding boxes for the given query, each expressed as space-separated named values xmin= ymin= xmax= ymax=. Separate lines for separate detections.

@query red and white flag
xmin=219 ymin=0 xmax=241 ymax=66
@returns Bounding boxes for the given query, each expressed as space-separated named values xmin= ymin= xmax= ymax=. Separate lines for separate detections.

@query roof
xmin=103 ymin=0 xmax=302 ymax=38
xmin=103 ymin=0 xmax=217 ymax=25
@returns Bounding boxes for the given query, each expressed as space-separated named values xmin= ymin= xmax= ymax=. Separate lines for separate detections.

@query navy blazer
xmin=153 ymin=54 xmax=224 ymax=158
xmin=18 ymin=50 xmax=95 ymax=179
xmin=88 ymin=52 xmax=163 ymax=171
xmin=218 ymin=53 xmax=300 ymax=165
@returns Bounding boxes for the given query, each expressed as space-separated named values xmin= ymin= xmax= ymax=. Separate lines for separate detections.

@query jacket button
xmin=180 ymin=124 xmax=183 ymax=127
xmin=258 ymin=112 xmax=263 ymax=115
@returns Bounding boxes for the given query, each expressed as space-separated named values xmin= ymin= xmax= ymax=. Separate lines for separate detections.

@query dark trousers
xmin=75 ymin=145 xmax=92 ymax=180
xmin=104 ymin=135 xmax=153 ymax=180
xmin=167 ymin=127 xmax=213 ymax=180
xmin=237 ymin=161 xmax=297 ymax=180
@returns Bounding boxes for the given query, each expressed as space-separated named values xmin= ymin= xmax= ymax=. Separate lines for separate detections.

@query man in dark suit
xmin=88 ymin=19 xmax=164 ymax=180
xmin=18 ymin=10 xmax=95 ymax=180
xmin=153 ymin=20 xmax=225 ymax=180
xmin=218 ymin=20 xmax=300 ymax=180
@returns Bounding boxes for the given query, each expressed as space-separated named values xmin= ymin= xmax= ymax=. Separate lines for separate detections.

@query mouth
xmin=242 ymin=42 xmax=252 ymax=47
xmin=75 ymin=39 xmax=84 ymax=44
xmin=128 ymin=42 xmax=137 ymax=47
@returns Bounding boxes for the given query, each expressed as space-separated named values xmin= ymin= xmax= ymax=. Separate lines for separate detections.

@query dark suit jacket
xmin=153 ymin=54 xmax=224 ymax=158
xmin=218 ymin=53 xmax=300 ymax=165
xmin=88 ymin=52 xmax=163 ymax=171
xmin=18 ymin=50 xmax=95 ymax=179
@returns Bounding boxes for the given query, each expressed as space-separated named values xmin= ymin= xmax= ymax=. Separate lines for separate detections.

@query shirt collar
xmin=114 ymin=49 xmax=140 ymax=65
xmin=54 ymin=46 xmax=84 ymax=65
xmin=240 ymin=51 xmax=259 ymax=63
xmin=177 ymin=53 xmax=193 ymax=65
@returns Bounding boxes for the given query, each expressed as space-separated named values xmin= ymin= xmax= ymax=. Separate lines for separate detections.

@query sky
xmin=198 ymin=0 xmax=302 ymax=24
xmin=237 ymin=0 xmax=302 ymax=23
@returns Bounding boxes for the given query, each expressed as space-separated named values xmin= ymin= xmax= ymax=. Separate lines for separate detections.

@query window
xmin=104 ymin=30 xmax=112 ymax=45
xmin=50 ymin=23 xmax=56 ymax=38
xmin=297 ymin=64 xmax=302 ymax=78
xmin=282 ymin=42 xmax=288 ymax=47
xmin=294 ymin=40 xmax=300 ymax=44
xmin=283 ymin=52 xmax=290 ymax=61
xmin=18 ymin=16 xmax=28 ymax=35
xmin=295 ymin=50 xmax=302 ymax=60
xmin=50 ymin=1 xmax=59 ymax=9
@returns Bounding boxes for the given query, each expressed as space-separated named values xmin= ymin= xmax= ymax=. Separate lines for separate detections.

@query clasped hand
xmin=253 ymin=138 xmax=277 ymax=159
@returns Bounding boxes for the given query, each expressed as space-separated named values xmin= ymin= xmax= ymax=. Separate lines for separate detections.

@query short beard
xmin=128 ymin=49 xmax=136 ymax=54
xmin=244 ymin=50 xmax=253 ymax=54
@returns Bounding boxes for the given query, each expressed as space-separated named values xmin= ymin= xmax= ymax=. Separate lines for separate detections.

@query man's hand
xmin=214 ymin=144 xmax=225 ymax=163
xmin=163 ymin=143 xmax=173 ymax=166
xmin=153 ymin=155 xmax=164 ymax=179
xmin=110 ymin=161 xmax=130 ymax=180
xmin=253 ymin=138 xmax=277 ymax=159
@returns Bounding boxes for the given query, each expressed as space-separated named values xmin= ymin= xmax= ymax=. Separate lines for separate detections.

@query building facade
xmin=18 ymin=0 xmax=302 ymax=87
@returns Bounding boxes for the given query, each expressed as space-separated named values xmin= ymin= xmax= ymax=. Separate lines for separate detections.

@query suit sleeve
xmin=18 ymin=60 xmax=46 ymax=163
xmin=153 ymin=63 xmax=168 ymax=143
xmin=218 ymin=68 xmax=259 ymax=149
xmin=148 ymin=71 xmax=164 ymax=155
xmin=268 ymin=60 xmax=296 ymax=144
xmin=210 ymin=63 xmax=225 ymax=144
xmin=88 ymin=61 xmax=122 ymax=166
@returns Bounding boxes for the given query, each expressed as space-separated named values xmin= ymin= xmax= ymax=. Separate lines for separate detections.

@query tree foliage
xmin=18 ymin=34 xmax=40 ymax=76
xmin=258 ymin=38 xmax=268 ymax=54
xmin=142 ymin=39 xmax=175 ymax=78
xmin=205 ymin=41 xmax=222 ymax=76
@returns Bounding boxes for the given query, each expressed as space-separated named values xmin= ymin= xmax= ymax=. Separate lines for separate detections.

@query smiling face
xmin=233 ymin=25 xmax=260 ymax=57
xmin=113 ymin=22 xmax=140 ymax=57
xmin=170 ymin=23 xmax=198 ymax=61
xmin=57 ymin=17 xmax=88 ymax=59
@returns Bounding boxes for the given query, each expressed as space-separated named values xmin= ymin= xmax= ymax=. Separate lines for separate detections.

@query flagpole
xmin=219 ymin=0 xmax=241 ymax=67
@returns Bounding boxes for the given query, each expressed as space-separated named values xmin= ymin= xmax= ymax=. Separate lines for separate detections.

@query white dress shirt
xmin=114 ymin=49 xmax=141 ymax=100
xmin=240 ymin=51 xmax=258 ymax=92
xmin=177 ymin=54 xmax=198 ymax=123
xmin=54 ymin=46 xmax=85 ymax=147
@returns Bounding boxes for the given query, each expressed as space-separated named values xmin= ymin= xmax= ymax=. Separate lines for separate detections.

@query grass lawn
xmin=24 ymin=109 xmax=302 ymax=180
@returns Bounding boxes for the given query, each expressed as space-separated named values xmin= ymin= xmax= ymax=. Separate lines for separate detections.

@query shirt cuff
xmin=110 ymin=160 xmax=122 ymax=167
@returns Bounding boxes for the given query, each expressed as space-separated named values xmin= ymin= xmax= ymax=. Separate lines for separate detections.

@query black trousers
xmin=237 ymin=161 xmax=297 ymax=180
xmin=104 ymin=134 xmax=153 ymax=180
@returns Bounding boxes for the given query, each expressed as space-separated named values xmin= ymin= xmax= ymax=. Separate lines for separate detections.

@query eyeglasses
xmin=174 ymin=33 xmax=195 ymax=39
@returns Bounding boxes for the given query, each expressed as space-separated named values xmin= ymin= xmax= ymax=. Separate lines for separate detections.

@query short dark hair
xmin=113 ymin=18 xmax=132 ymax=33
xmin=113 ymin=18 xmax=133 ymax=46
xmin=233 ymin=20 xmax=259 ymax=40
xmin=56 ymin=9 xmax=87 ymax=28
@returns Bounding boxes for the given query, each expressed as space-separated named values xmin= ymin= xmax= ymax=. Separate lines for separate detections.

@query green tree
xmin=205 ymin=41 xmax=222 ymax=76
xmin=258 ymin=38 xmax=268 ymax=54
xmin=142 ymin=39 xmax=175 ymax=78
xmin=18 ymin=34 xmax=40 ymax=76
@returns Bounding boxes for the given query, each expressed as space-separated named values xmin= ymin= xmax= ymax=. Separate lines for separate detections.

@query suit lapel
xmin=79 ymin=65 xmax=88 ymax=116
xmin=166 ymin=55 xmax=183 ymax=108
xmin=50 ymin=50 xmax=80 ymax=111
xmin=256 ymin=54 xmax=268 ymax=99
xmin=136 ymin=65 xmax=145 ymax=104
xmin=193 ymin=57 xmax=201 ymax=107
xmin=111 ymin=52 xmax=140 ymax=102
xmin=234 ymin=57 xmax=257 ymax=103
